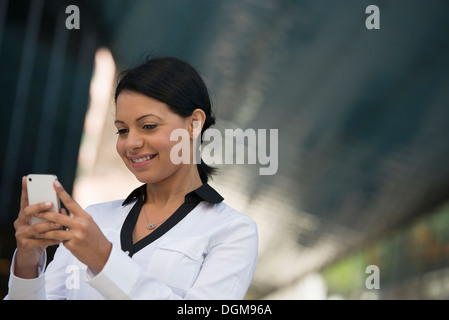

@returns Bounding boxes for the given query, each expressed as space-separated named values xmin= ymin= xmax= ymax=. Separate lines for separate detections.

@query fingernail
xmin=54 ymin=180 xmax=61 ymax=188
xmin=45 ymin=201 xmax=52 ymax=207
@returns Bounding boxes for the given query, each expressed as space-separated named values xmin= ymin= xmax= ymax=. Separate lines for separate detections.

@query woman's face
xmin=115 ymin=91 xmax=190 ymax=184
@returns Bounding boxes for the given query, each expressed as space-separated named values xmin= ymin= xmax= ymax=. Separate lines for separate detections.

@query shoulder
xmin=213 ymin=202 xmax=255 ymax=224
xmin=84 ymin=199 xmax=125 ymax=215
xmin=84 ymin=199 xmax=132 ymax=228
xmin=195 ymin=201 xmax=258 ymax=237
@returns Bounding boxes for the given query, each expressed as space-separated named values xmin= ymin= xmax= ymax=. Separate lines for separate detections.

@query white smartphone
xmin=26 ymin=174 xmax=61 ymax=225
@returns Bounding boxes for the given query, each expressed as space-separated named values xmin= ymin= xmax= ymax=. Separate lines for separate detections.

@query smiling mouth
xmin=128 ymin=154 xmax=158 ymax=168
xmin=130 ymin=154 xmax=157 ymax=163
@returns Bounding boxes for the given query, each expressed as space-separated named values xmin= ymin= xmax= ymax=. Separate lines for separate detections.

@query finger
xmin=37 ymin=229 xmax=71 ymax=242
xmin=20 ymin=222 xmax=63 ymax=240
xmin=16 ymin=220 xmax=62 ymax=242
xmin=53 ymin=180 xmax=83 ymax=218
xmin=60 ymin=207 xmax=72 ymax=218
xmin=34 ymin=211 xmax=74 ymax=229
xmin=20 ymin=176 xmax=29 ymax=211
xmin=24 ymin=238 xmax=61 ymax=247
xmin=29 ymin=221 xmax=63 ymax=235
xmin=19 ymin=201 xmax=54 ymax=224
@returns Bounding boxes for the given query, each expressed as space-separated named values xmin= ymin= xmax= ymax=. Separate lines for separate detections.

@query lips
xmin=128 ymin=153 xmax=157 ymax=168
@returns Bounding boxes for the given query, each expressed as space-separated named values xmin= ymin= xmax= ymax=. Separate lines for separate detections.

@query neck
xmin=145 ymin=164 xmax=203 ymax=206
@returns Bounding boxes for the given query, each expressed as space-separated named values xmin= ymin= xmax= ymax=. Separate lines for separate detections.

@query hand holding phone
xmin=19 ymin=175 xmax=112 ymax=275
xmin=26 ymin=174 xmax=61 ymax=225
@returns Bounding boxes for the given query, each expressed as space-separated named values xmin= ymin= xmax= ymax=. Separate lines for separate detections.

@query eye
xmin=116 ymin=128 xmax=128 ymax=135
xmin=143 ymin=124 xmax=158 ymax=130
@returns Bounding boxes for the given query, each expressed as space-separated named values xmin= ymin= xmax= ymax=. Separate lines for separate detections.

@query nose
xmin=125 ymin=129 xmax=144 ymax=151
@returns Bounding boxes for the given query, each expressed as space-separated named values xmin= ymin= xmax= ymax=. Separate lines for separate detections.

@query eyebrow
xmin=115 ymin=114 xmax=162 ymax=125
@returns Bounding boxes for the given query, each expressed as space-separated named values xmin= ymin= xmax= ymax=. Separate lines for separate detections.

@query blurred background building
xmin=1 ymin=0 xmax=449 ymax=299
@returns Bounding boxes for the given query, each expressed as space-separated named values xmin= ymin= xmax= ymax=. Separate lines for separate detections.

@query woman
xmin=6 ymin=57 xmax=258 ymax=299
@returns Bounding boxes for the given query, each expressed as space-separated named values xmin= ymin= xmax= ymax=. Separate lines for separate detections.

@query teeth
xmin=132 ymin=155 xmax=155 ymax=163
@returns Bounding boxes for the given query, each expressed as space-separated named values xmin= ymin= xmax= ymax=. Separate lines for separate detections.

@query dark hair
xmin=114 ymin=56 xmax=216 ymax=184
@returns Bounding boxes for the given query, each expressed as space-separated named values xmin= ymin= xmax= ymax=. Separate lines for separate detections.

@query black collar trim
xmin=119 ymin=184 xmax=223 ymax=257
xmin=121 ymin=183 xmax=224 ymax=206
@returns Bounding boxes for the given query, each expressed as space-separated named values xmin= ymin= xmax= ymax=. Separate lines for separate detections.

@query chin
xmin=133 ymin=173 xmax=161 ymax=184
xmin=132 ymin=168 xmax=179 ymax=185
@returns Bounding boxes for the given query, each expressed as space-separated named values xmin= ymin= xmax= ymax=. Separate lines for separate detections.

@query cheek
xmin=153 ymin=137 xmax=177 ymax=162
xmin=153 ymin=128 xmax=182 ymax=155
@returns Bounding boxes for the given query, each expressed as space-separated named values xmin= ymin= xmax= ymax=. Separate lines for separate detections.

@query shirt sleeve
xmin=4 ymin=249 xmax=47 ymax=300
xmin=86 ymin=216 xmax=258 ymax=300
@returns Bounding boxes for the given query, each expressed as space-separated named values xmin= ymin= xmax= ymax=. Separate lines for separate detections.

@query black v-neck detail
xmin=120 ymin=184 xmax=223 ymax=257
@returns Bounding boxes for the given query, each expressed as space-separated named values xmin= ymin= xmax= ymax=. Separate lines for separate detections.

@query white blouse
xmin=5 ymin=184 xmax=258 ymax=300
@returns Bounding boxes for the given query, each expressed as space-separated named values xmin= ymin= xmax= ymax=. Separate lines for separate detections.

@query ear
xmin=188 ymin=108 xmax=206 ymax=139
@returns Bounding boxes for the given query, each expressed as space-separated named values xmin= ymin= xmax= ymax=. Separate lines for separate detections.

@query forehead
xmin=115 ymin=91 xmax=171 ymax=120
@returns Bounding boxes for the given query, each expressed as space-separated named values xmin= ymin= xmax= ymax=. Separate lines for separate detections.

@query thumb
xmin=53 ymin=180 xmax=83 ymax=218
